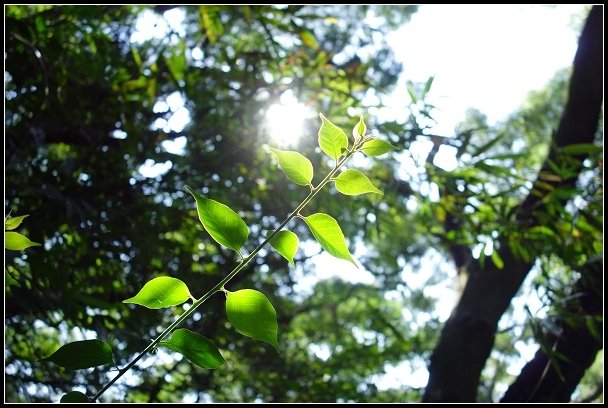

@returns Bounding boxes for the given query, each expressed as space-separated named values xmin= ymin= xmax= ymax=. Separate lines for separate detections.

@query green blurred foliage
xmin=4 ymin=4 xmax=601 ymax=403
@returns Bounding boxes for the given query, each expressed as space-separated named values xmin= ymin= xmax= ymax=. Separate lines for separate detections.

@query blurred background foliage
xmin=4 ymin=5 xmax=602 ymax=403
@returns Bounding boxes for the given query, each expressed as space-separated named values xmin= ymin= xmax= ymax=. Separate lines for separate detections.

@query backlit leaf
xmin=5 ymin=231 xmax=40 ymax=251
xmin=334 ymin=169 xmax=382 ymax=196
xmin=160 ymin=328 xmax=226 ymax=369
xmin=300 ymin=30 xmax=319 ymax=50
xmin=269 ymin=230 xmax=299 ymax=266
xmin=123 ymin=276 xmax=192 ymax=309
xmin=360 ymin=140 xmax=395 ymax=157
xmin=423 ymin=75 xmax=435 ymax=97
xmin=40 ymin=339 xmax=113 ymax=370
xmin=318 ymin=113 xmax=348 ymax=160
xmin=226 ymin=289 xmax=279 ymax=350
xmin=269 ymin=148 xmax=313 ymax=186
xmin=186 ymin=186 xmax=249 ymax=253
xmin=407 ymin=82 xmax=418 ymax=103
xmin=5 ymin=214 xmax=29 ymax=230
xmin=491 ymin=250 xmax=504 ymax=270
xmin=303 ymin=213 xmax=355 ymax=265
xmin=352 ymin=115 xmax=366 ymax=142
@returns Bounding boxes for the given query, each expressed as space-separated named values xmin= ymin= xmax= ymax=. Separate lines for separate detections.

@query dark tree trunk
xmin=500 ymin=258 xmax=603 ymax=402
xmin=423 ymin=5 xmax=603 ymax=402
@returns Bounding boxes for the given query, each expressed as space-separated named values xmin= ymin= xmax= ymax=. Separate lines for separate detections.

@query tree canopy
xmin=4 ymin=5 xmax=603 ymax=403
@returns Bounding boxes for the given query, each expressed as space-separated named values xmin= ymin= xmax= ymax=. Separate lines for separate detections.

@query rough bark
xmin=423 ymin=6 xmax=603 ymax=402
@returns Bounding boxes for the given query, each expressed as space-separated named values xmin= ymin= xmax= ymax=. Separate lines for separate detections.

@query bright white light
xmin=308 ymin=343 xmax=331 ymax=361
xmin=265 ymin=90 xmax=311 ymax=146
xmin=130 ymin=8 xmax=185 ymax=44
xmin=138 ymin=159 xmax=173 ymax=178
xmin=162 ymin=136 xmax=187 ymax=155
xmin=384 ymin=4 xmax=586 ymax=135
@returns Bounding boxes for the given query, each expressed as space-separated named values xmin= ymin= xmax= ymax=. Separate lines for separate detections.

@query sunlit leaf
xmin=186 ymin=186 xmax=249 ymax=253
xmin=303 ymin=213 xmax=355 ymax=265
xmin=352 ymin=115 xmax=366 ymax=142
xmin=423 ymin=75 xmax=435 ymax=97
xmin=160 ymin=328 xmax=226 ymax=369
xmin=335 ymin=169 xmax=382 ymax=196
xmin=406 ymin=82 xmax=418 ymax=103
xmin=300 ymin=30 xmax=319 ymax=50
xmin=40 ymin=339 xmax=113 ymax=369
xmin=360 ymin=140 xmax=395 ymax=157
xmin=123 ymin=276 xmax=192 ymax=309
xmin=269 ymin=148 xmax=313 ymax=186
xmin=5 ymin=214 xmax=29 ymax=230
xmin=491 ymin=250 xmax=504 ymax=270
xmin=226 ymin=289 xmax=279 ymax=350
xmin=131 ymin=47 xmax=142 ymax=68
xmin=5 ymin=231 xmax=40 ymax=251
xmin=269 ymin=230 xmax=299 ymax=266
xmin=318 ymin=113 xmax=348 ymax=160
xmin=60 ymin=391 xmax=89 ymax=403
xmin=199 ymin=6 xmax=223 ymax=45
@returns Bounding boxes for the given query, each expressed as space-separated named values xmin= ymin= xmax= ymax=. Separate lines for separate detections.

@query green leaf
xmin=300 ymin=30 xmax=319 ymax=50
xmin=423 ymin=75 xmax=435 ymax=97
xmin=5 ymin=269 xmax=21 ymax=288
xmin=226 ymin=289 xmax=279 ymax=350
xmin=269 ymin=148 xmax=313 ymax=186
xmin=40 ymin=339 xmax=113 ymax=369
xmin=5 ymin=214 xmax=29 ymax=230
xmin=561 ymin=143 xmax=602 ymax=155
xmin=406 ymin=82 xmax=418 ymax=103
xmin=160 ymin=328 xmax=226 ymax=369
xmin=471 ymin=132 xmax=505 ymax=157
xmin=303 ymin=213 xmax=355 ymax=265
xmin=186 ymin=186 xmax=249 ymax=253
xmin=352 ymin=115 xmax=366 ymax=142
xmin=131 ymin=47 xmax=142 ymax=68
xmin=360 ymin=140 xmax=395 ymax=157
xmin=269 ymin=230 xmax=299 ymax=266
xmin=60 ymin=391 xmax=89 ymax=403
xmin=5 ymin=231 xmax=40 ymax=251
xmin=123 ymin=276 xmax=192 ymax=309
xmin=165 ymin=44 xmax=186 ymax=83
xmin=199 ymin=6 xmax=223 ymax=45
xmin=318 ymin=113 xmax=348 ymax=160
xmin=334 ymin=169 xmax=382 ymax=196
xmin=491 ymin=250 xmax=504 ymax=270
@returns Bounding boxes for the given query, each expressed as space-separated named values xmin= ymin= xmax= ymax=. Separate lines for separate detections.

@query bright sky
xmin=130 ymin=4 xmax=587 ymax=399
xmin=384 ymin=4 xmax=585 ymax=134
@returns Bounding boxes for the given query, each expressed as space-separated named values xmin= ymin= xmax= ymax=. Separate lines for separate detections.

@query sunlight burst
xmin=265 ymin=90 xmax=311 ymax=146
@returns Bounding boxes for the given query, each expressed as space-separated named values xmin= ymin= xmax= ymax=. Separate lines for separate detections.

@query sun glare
xmin=265 ymin=90 xmax=311 ymax=146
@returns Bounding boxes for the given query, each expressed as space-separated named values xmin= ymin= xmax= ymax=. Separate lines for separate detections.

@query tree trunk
xmin=500 ymin=258 xmax=603 ymax=402
xmin=423 ymin=5 xmax=603 ymax=402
